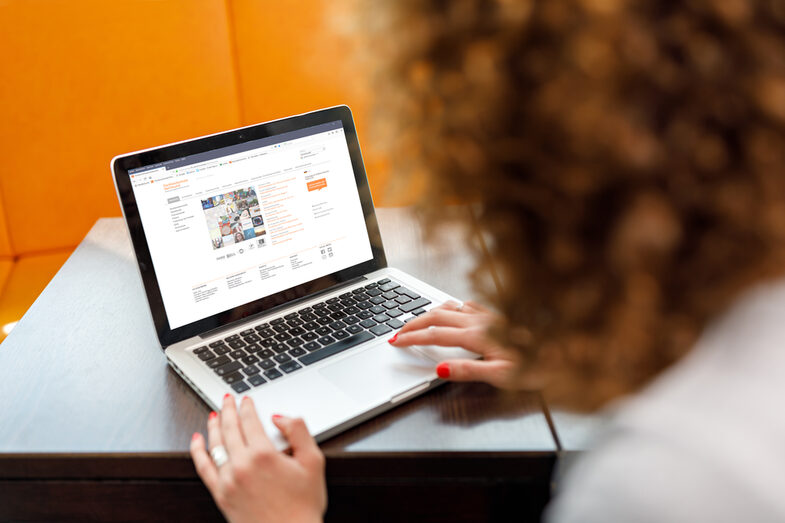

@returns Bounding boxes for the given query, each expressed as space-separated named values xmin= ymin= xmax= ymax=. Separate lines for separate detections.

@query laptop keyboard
xmin=191 ymin=278 xmax=432 ymax=394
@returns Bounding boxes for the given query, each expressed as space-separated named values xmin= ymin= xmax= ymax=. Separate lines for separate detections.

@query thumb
xmin=272 ymin=416 xmax=324 ymax=469
xmin=436 ymin=359 xmax=511 ymax=387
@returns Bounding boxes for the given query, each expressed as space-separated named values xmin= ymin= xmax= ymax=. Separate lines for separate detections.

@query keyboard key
xmin=412 ymin=308 xmax=427 ymax=316
xmin=214 ymin=345 xmax=231 ymax=355
xmin=370 ymin=305 xmax=386 ymax=314
xmin=288 ymin=347 xmax=306 ymax=357
xmin=284 ymin=312 xmax=299 ymax=320
xmin=316 ymin=316 xmax=332 ymax=326
xmin=298 ymin=307 xmax=313 ymax=314
xmin=301 ymin=313 xmax=318 ymax=322
xmin=346 ymin=324 xmax=363 ymax=334
xmin=223 ymin=372 xmax=244 ymax=384
xmin=240 ymin=329 xmax=255 ymax=337
xmin=329 ymin=320 xmax=347 ymax=330
xmin=366 ymin=288 xmax=382 ymax=297
xmin=315 ymin=327 xmax=332 ymax=336
xmin=396 ymin=287 xmax=421 ymax=299
xmin=370 ymin=324 xmax=393 ymax=336
xmin=248 ymin=374 xmax=266 ymax=387
xmin=352 ymin=287 xmax=366 ymax=294
xmin=383 ymin=291 xmax=398 ymax=300
xmin=339 ymin=292 xmax=353 ymax=299
xmin=260 ymin=338 xmax=276 ymax=348
xmin=264 ymin=368 xmax=283 ymax=380
xmin=357 ymin=310 xmax=373 ymax=319
xmin=379 ymin=282 xmax=400 ymax=292
xmin=326 ymin=297 xmax=340 ymax=304
xmin=272 ymin=324 xmax=288 ymax=333
xmin=330 ymin=311 xmax=347 ymax=320
xmin=360 ymin=319 xmax=377 ymax=329
xmin=352 ymin=294 xmax=369 ymax=303
xmin=303 ymin=321 xmax=319 ymax=331
xmin=242 ymin=355 xmax=259 ymax=365
xmin=258 ymin=328 xmax=275 ymax=338
xmin=395 ymin=295 xmax=412 ymax=304
xmin=302 ymin=331 xmax=318 ymax=341
xmin=245 ymin=343 xmax=262 ymax=353
xmin=254 ymin=323 xmax=270 ymax=331
xmin=377 ymin=278 xmax=391 ymax=285
xmin=317 ymin=335 xmax=336 ymax=346
xmin=373 ymin=314 xmax=389 ymax=323
xmin=365 ymin=283 xmax=378 ymax=289
xmin=208 ymin=341 xmax=225 ymax=348
xmin=289 ymin=327 xmax=305 ymax=336
xmin=280 ymin=360 xmax=303 ymax=374
xmin=383 ymin=301 xmax=399 ymax=310
xmin=304 ymin=341 xmax=321 ymax=352
xmin=286 ymin=337 xmax=304 ymax=348
xmin=271 ymin=318 xmax=286 ymax=325
xmin=259 ymin=349 xmax=275 ymax=359
xmin=386 ymin=308 xmax=403 ymax=318
xmin=274 ymin=332 xmax=292 ymax=342
xmin=315 ymin=308 xmax=331 ymax=318
xmin=272 ymin=343 xmax=288 ymax=354
xmin=357 ymin=301 xmax=374 ymax=310
xmin=333 ymin=329 xmax=350 ymax=340
xmin=274 ymin=353 xmax=292 ymax=364
xmin=207 ymin=355 xmax=231 ymax=368
xmin=216 ymin=361 xmax=243 ymax=376
xmin=370 ymin=296 xmax=385 ymax=304
xmin=386 ymin=319 xmax=405 ymax=330
xmin=231 ymin=381 xmax=251 ymax=393
xmin=193 ymin=346 xmax=209 ymax=354
xmin=300 ymin=331 xmax=374 ymax=366
xmin=399 ymin=297 xmax=432 ymax=313
xmin=344 ymin=315 xmax=360 ymax=324
xmin=197 ymin=351 xmax=216 ymax=361
xmin=243 ymin=333 xmax=260 ymax=343
xmin=345 ymin=306 xmax=360 ymax=315
xmin=228 ymin=340 xmax=246 ymax=349
xmin=260 ymin=359 xmax=276 ymax=370
xmin=243 ymin=365 xmax=260 ymax=375
xmin=229 ymin=349 xmax=247 ymax=360
xmin=287 ymin=318 xmax=304 ymax=327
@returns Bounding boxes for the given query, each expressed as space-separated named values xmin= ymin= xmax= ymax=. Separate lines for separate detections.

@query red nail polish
xmin=436 ymin=362 xmax=450 ymax=379
xmin=388 ymin=333 xmax=398 ymax=344
xmin=209 ymin=411 xmax=217 ymax=420
xmin=224 ymin=393 xmax=231 ymax=400
xmin=192 ymin=432 xmax=199 ymax=441
xmin=242 ymin=395 xmax=250 ymax=402
xmin=272 ymin=414 xmax=282 ymax=420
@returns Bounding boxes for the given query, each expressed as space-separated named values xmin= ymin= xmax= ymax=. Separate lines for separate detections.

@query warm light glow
xmin=2 ymin=321 xmax=17 ymax=336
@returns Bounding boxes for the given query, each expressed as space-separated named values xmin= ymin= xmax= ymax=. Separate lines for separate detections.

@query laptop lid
xmin=112 ymin=106 xmax=387 ymax=348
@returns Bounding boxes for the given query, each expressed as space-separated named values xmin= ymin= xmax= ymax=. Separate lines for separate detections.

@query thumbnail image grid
xmin=201 ymin=187 xmax=268 ymax=250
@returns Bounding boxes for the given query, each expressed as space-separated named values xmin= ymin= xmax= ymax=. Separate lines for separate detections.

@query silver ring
xmin=210 ymin=445 xmax=229 ymax=468
xmin=456 ymin=303 xmax=464 ymax=312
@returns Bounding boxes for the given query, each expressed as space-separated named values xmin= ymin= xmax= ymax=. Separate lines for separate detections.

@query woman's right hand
xmin=388 ymin=301 xmax=524 ymax=390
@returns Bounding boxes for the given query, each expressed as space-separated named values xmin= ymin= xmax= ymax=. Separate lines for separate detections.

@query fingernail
xmin=436 ymin=362 xmax=450 ymax=379
xmin=388 ymin=333 xmax=398 ymax=344
xmin=272 ymin=414 xmax=282 ymax=420
xmin=192 ymin=432 xmax=199 ymax=441
xmin=209 ymin=411 xmax=217 ymax=420
xmin=224 ymin=393 xmax=231 ymax=400
xmin=242 ymin=395 xmax=250 ymax=402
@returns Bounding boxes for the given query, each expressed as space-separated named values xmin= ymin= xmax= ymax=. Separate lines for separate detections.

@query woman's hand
xmin=389 ymin=301 xmax=522 ymax=389
xmin=190 ymin=394 xmax=326 ymax=523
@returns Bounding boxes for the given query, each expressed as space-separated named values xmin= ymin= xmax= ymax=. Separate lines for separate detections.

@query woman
xmin=190 ymin=0 xmax=785 ymax=520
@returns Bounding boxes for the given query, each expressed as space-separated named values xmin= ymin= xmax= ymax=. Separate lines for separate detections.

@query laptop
xmin=111 ymin=106 xmax=477 ymax=448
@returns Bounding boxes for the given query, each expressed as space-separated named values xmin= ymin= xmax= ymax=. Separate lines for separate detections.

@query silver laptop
xmin=111 ymin=105 xmax=476 ymax=449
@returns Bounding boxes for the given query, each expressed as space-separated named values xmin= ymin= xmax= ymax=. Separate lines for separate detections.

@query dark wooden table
xmin=0 ymin=208 xmax=561 ymax=522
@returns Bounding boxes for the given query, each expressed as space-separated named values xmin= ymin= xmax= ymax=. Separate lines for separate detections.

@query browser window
xmin=129 ymin=121 xmax=373 ymax=329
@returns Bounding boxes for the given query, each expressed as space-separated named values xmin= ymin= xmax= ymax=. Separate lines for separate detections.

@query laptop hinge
xmin=197 ymin=276 xmax=368 ymax=340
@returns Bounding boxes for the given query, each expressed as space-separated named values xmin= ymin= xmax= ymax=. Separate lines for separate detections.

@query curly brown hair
xmin=360 ymin=0 xmax=785 ymax=408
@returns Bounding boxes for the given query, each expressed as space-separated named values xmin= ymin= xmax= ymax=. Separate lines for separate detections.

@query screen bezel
xmin=112 ymin=105 xmax=387 ymax=348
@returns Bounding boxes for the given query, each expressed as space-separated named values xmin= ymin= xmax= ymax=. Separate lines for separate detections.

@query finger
xmin=272 ymin=416 xmax=324 ymax=470
xmin=220 ymin=393 xmax=248 ymax=457
xmin=207 ymin=410 xmax=223 ymax=452
xmin=462 ymin=300 xmax=490 ymax=313
xmin=238 ymin=396 xmax=275 ymax=450
xmin=396 ymin=309 xmax=474 ymax=337
xmin=394 ymin=326 xmax=479 ymax=351
xmin=190 ymin=432 xmax=219 ymax=492
xmin=437 ymin=358 xmax=513 ymax=386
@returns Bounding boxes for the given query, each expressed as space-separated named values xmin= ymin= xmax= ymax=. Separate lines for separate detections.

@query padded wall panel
xmin=228 ymin=0 xmax=394 ymax=204
xmin=0 ymin=0 xmax=241 ymax=254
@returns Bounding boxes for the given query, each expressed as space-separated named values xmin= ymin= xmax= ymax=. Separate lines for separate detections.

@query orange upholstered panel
xmin=228 ymin=0 xmax=393 ymax=204
xmin=0 ymin=0 xmax=241 ymax=255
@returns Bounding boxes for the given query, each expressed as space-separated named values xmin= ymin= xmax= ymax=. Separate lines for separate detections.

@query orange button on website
xmin=306 ymin=178 xmax=327 ymax=192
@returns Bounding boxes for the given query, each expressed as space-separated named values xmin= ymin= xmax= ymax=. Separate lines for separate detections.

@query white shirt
xmin=546 ymin=279 xmax=785 ymax=522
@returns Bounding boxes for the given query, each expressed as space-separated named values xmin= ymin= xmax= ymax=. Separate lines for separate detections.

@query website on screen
xmin=129 ymin=121 xmax=373 ymax=329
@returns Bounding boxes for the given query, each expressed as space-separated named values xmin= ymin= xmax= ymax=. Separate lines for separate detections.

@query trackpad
xmin=319 ymin=344 xmax=435 ymax=404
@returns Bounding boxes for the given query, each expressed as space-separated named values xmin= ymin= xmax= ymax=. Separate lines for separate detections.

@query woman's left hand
xmin=190 ymin=394 xmax=327 ymax=523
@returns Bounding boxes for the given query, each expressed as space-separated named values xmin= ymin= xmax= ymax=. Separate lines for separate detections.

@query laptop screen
xmin=127 ymin=120 xmax=374 ymax=330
